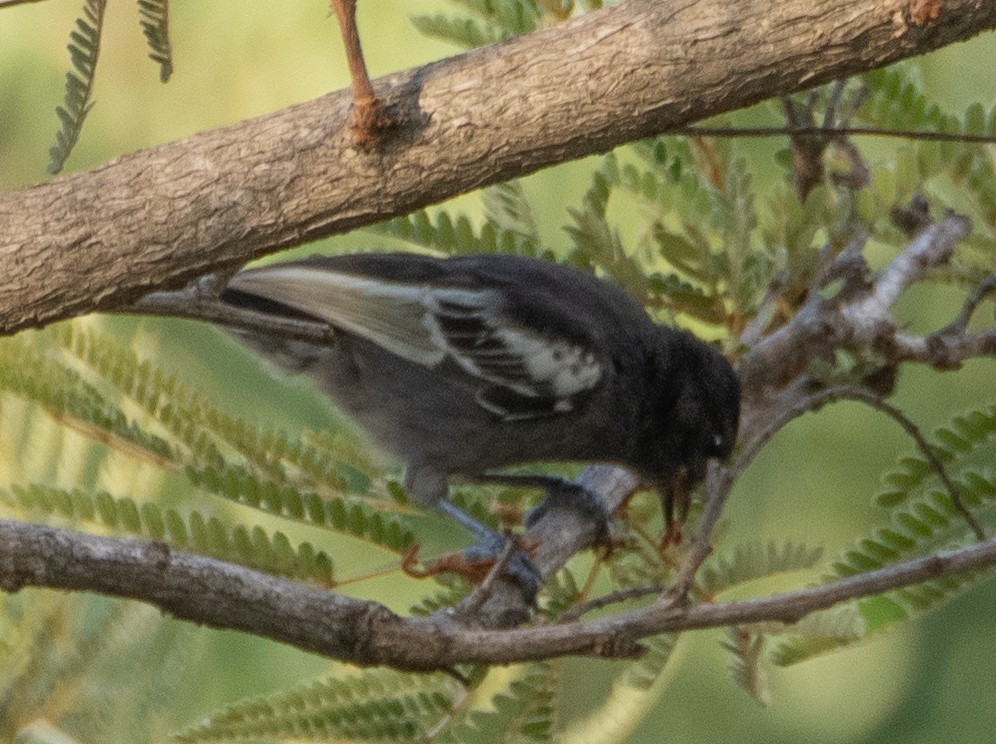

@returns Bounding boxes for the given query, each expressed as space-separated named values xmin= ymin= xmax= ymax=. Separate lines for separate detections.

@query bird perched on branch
xmin=218 ymin=252 xmax=740 ymax=595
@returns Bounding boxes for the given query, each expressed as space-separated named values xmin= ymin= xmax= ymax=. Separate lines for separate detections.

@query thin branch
xmin=558 ymin=583 xmax=667 ymax=623
xmin=673 ymin=125 xmax=996 ymax=145
xmin=462 ymin=535 xmax=522 ymax=615
xmin=942 ymin=275 xmax=996 ymax=335
xmin=456 ymin=464 xmax=641 ymax=629
xmin=739 ymin=211 xmax=974 ymax=395
xmin=893 ymin=328 xmax=996 ymax=369
xmin=2 ymin=518 xmax=994 ymax=667
xmin=662 ymin=462 xmax=737 ymax=603
xmin=842 ymin=212 xmax=972 ymax=325
xmin=806 ymin=385 xmax=985 ymax=540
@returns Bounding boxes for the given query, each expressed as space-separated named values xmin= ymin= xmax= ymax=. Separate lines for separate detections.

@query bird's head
xmin=635 ymin=330 xmax=740 ymax=535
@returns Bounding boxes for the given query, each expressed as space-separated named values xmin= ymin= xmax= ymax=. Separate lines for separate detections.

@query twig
xmin=661 ymin=461 xmax=737 ymax=604
xmin=462 ymin=536 xmax=522 ymax=615
xmin=942 ymin=275 xmax=996 ymax=335
xmin=844 ymin=212 xmax=971 ymax=320
xmin=893 ymin=327 xmax=996 ymax=369
xmin=329 ymin=0 xmax=390 ymax=146
xmin=670 ymin=125 xmax=996 ymax=145
xmin=812 ymin=386 xmax=986 ymax=540
xmin=558 ymin=582 xmax=666 ymax=623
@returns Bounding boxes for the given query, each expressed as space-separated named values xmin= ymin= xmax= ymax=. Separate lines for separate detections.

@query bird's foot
xmin=462 ymin=533 xmax=542 ymax=605
xmin=401 ymin=536 xmax=541 ymax=605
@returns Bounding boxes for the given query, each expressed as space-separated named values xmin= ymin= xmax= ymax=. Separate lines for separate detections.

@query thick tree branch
xmin=2 ymin=518 xmax=994 ymax=668
xmin=2 ymin=0 xmax=995 ymax=335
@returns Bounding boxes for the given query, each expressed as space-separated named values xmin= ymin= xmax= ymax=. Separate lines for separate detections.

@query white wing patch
xmin=227 ymin=264 xmax=604 ymax=419
xmin=228 ymin=266 xmax=446 ymax=366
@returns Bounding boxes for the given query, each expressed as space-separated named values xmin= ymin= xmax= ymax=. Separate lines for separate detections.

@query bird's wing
xmin=225 ymin=262 xmax=604 ymax=420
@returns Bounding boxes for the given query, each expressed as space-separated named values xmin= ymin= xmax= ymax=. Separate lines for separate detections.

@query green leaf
xmin=0 ymin=484 xmax=336 ymax=584
xmin=771 ymin=605 xmax=866 ymax=666
xmin=874 ymin=404 xmax=996 ymax=508
xmin=701 ymin=541 xmax=824 ymax=595
xmin=137 ymin=0 xmax=174 ymax=81
xmin=185 ymin=464 xmax=415 ymax=553
xmin=49 ymin=0 xmax=107 ymax=174
xmin=176 ymin=668 xmax=462 ymax=743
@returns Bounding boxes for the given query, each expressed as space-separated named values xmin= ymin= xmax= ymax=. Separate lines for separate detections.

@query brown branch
xmin=2 ymin=0 xmax=995 ymax=335
xmin=662 ymin=461 xmax=737 ymax=603
xmin=455 ymin=464 xmax=641 ymax=629
xmin=892 ymin=276 xmax=996 ymax=368
xmin=894 ymin=328 xmax=996 ymax=368
xmin=2 ymin=518 xmax=994 ymax=668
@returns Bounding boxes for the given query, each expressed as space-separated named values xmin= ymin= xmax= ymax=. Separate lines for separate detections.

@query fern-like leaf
xmin=409 ymin=584 xmax=470 ymax=616
xmin=0 ymin=595 xmax=194 ymax=743
xmin=411 ymin=13 xmax=502 ymax=48
xmin=185 ymin=464 xmax=415 ymax=553
xmin=370 ymin=207 xmax=538 ymax=257
xmin=503 ymin=662 xmax=559 ymax=744
xmin=539 ymin=567 xmax=583 ymax=618
xmin=875 ymin=404 xmax=996 ymax=508
xmin=723 ymin=628 xmax=770 ymax=705
xmin=0 ymin=335 xmax=176 ymax=465
xmin=860 ymin=67 xmax=996 ymax=228
xmin=822 ymin=438 xmax=996 ymax=637
xmin=137 ymin=0 xmax=173 ymax=81
xmin=412 ymin=0 xmax=542 ymax=48
xmin=435 ymin=664 xmax=553 ymax=744
xmin=52 ymin=323 xmax=374 ymax=494
xmin=700 ymin=541 xmax=824 ymax=595
xmin=771 ymin=605 xmax=866 ymax=666
xmin=483 ymin=180 xmax=541 ymax=251
xmin=175 ymin=669 xmax=461 ymax=743
xmin=620 ymin=633 xmax=677 ymax=691
xmin=1 ymin=484 xmax=337 ymax=584
xmin=49 ymin=0 xmax=107 ymax=174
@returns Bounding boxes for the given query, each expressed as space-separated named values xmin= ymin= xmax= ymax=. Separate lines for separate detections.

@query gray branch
xmin=2 ymin=518 xmax=994 ymax=668
xmin=738 ymin=213 xmax=977 ymax=396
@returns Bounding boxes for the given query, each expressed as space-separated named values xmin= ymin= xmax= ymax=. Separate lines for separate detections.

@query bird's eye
xmin=713 ymin=434 xmax=724 ymax=449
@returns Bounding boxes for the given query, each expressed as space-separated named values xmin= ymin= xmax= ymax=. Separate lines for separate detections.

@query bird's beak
xmin=658 ymin=458 xmax=708 ymax=550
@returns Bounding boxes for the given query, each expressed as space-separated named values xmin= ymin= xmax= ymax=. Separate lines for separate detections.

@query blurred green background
xmin=1 ymin=2 xmax=995 ymax=742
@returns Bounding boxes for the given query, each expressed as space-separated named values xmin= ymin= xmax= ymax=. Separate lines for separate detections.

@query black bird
xmin=219 ymin=252 xmax=741 ymax=589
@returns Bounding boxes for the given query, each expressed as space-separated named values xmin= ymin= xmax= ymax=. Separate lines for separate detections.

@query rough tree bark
xmin=1 ymin=0 xmax=995 ymax=335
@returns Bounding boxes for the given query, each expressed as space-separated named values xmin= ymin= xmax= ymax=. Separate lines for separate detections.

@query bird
xmin=217 ymin=252 xmax=741 ymax=592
